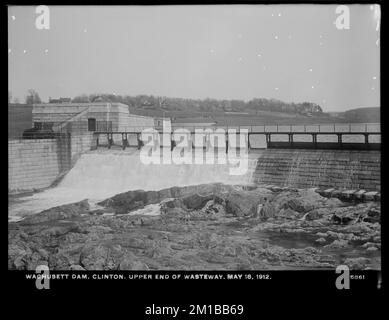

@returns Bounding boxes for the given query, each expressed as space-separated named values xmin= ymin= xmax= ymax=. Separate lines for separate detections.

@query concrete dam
xmin=8 ymin=118 xmax=381 ymax=220
xmin=252 ymin=149 xmax=380 ymax=191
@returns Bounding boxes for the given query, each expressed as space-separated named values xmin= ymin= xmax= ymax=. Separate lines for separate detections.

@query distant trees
xmin=8 ymin=91 xmax=12 ymax=104
xmin=25 ymin=89 xmax=41 ymax=104
xmin=69 ymin=93 xmax=323 ymax=116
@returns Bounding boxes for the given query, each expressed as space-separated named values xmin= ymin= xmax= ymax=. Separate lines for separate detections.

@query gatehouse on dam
xmin=8 ymin=102 xmax=160 ymax=192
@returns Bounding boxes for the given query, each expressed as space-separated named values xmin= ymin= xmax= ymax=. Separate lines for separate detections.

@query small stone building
xmin=32 ymin=102 xmax=156 ymax=133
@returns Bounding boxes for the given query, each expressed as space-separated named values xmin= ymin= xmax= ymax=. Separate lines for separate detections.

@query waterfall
xmin=9 ymin=148 xmax=258 ymax=219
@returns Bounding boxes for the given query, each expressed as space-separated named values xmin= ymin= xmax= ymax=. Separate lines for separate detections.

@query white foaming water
xmin=9 ymin=149 xmax=258 ymax=219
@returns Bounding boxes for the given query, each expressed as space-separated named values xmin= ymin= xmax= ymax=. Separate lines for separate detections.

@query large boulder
xmin=182 ymin=193 xmax=214 ymax=210
xmin=362 ymin=207 xmax=380 ymax=224
xmin=284 ymin=198 xmax=315 ymax=213
xmin=20 ymin=200 xmax=90 ymax=224
xmin=258 ymin=203 xmax=277 ymax=221
xmin=269 ymin=190 xmax=324 ymax=214
xmin=225 ymin=192 xmax=258 ymax=217
xmin=98 ymin=183 xmax=234 ymax=214
xmin=304 ymin=208 xmax=332 ymax=221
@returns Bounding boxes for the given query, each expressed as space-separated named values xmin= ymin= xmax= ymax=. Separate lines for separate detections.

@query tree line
xmin=72 ymin=93 xmax=323 ymax=115
xmin=9 ymin=90 xmax=323 ymax=116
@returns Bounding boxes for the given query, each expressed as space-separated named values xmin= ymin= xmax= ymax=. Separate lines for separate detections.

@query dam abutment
xmin=8 ymin=131 xmax=95 ymax=192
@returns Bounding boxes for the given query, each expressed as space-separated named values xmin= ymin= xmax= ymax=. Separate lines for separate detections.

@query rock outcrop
xmin=8 ymin=183 xmax=381 ymax=270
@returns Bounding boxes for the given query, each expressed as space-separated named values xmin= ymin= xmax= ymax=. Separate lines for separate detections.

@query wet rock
xmin=343 ymin=257 xmax=370 ymax=270
xmin=324 ymin=198 xmax=344 ymax=208
xmin=304 ymin=208 xmax=325 ymax=220
xmin=223 ymin=246 xmax=237 ymax=257
xmin=38 ymin=248 xmax=49 ymax=260
xmin=170 ymin=244 xmax=187 ymax=250
xmin=99 ymin=190 xmax=161 ymax=214
xmin=315 ymin=232 xmax=327 ymax=238
xmin=363 ymin=207 xmax=380 ymax=223
xmin=225 ymin=192 xmax=258 ymax=217
xmin=89 ymin=209 xmax=105 ymax=216
xmin=20 ymin=200 xmax=90 ymax=224
xmin=126 ymin=238 xmax=149 ymax=249
xmin=315 ymin=237 xmax=326 ymax=244
xmin=79 ymin=243 xmax=124 ymax=270
xmin=278 ymin=208 xmax=300 ymax=219
xmin=199 ymin=251 xmax=227 ymax=264
xmin=99 ymin=183 xmax=234 ymax=214
xmin=70 ymin=264 xmax=85 ymax=270
xmin=182 ymin=193 xmax=213 ymax=210
xmin=331 ymin=211 xmax=355 ymax=225
xmin=258 ymin=203 xmax=277 ymax=221
xmin=285 ymin=198 xmax=315 ymax=213
xmin=324 ymin=239 xmax=349 ymax=249
xmin=343 ymin=222 xmax=377 ymax=234
xmin=119 ymin=252 xmax=149 ymax=270
xmin=362 ymin=242 xmax=375 ymax=249
xmin=8 ymin=182 xmax=381 ymax=271
xmin=163 ymin=199 xmax=184 ymax=209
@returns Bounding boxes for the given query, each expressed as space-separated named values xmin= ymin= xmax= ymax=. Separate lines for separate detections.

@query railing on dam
xmin=263 ymin=132 xmax=380 ymax=151
xmin=93 ymin=123 xmax=381 ymax=151
xmin=95 ymin=122 xmax=381 ymax=134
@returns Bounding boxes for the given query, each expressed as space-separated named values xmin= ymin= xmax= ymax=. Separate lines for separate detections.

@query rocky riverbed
xmin=8 ymin=183 xmax=381 ymax=270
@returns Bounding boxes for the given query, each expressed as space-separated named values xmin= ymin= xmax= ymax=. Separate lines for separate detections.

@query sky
xmin=8 ymin=5 xmax=380 ymax=112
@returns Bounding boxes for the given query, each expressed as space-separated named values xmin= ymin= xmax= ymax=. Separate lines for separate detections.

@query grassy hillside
xmin=342 ymin=107 xmax=380 ymax=123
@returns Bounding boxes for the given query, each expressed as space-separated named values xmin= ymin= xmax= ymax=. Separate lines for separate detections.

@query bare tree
xmin=25 ymin=89 xmax=42 ymax=104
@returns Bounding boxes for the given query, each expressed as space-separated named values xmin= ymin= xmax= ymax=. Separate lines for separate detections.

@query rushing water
xmin=9 ymin=148 xmax=258 ymax=219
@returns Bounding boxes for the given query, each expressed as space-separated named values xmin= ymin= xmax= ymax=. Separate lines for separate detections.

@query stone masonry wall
xmin=8 ymin=132 xmax=95 ymax=193
xmin=8 ymin=138 xmax=71 ymax=192
xmin=252 ymin=149 xmax=381 ymax=191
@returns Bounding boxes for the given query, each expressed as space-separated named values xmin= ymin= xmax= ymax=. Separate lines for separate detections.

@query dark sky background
xmin=8 ymin=5 xmax=380 ymax=111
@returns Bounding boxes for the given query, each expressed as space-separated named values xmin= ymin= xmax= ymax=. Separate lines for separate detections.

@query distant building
xmin=32 ymin=102 xmax=156 ymax=133
xmin=49 ymin=97 xmax=72 ymax=103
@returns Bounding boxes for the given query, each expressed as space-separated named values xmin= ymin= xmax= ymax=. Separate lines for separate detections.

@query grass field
xmin=8 ymin=105 xmax=33 ymax=138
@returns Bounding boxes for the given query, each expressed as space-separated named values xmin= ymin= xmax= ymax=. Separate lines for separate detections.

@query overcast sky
xmin=8 ymin=5 xmax=380 ymax=111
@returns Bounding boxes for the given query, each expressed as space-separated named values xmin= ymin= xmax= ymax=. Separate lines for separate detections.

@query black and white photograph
xmin=7 ymin=3 xmax=381 ymax=293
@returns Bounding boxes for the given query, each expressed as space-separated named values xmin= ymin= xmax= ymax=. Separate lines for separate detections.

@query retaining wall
xmin=8 ymin=132 xmax=94 ymax=192
xmin=8 ymin=138 xmax=70 ymax=191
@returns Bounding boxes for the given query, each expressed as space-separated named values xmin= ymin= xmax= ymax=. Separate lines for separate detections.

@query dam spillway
xmin=251 ymin=149 xmax=380 ymax=191
xmin=9 ymin=149 xmax=258 ymax=219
